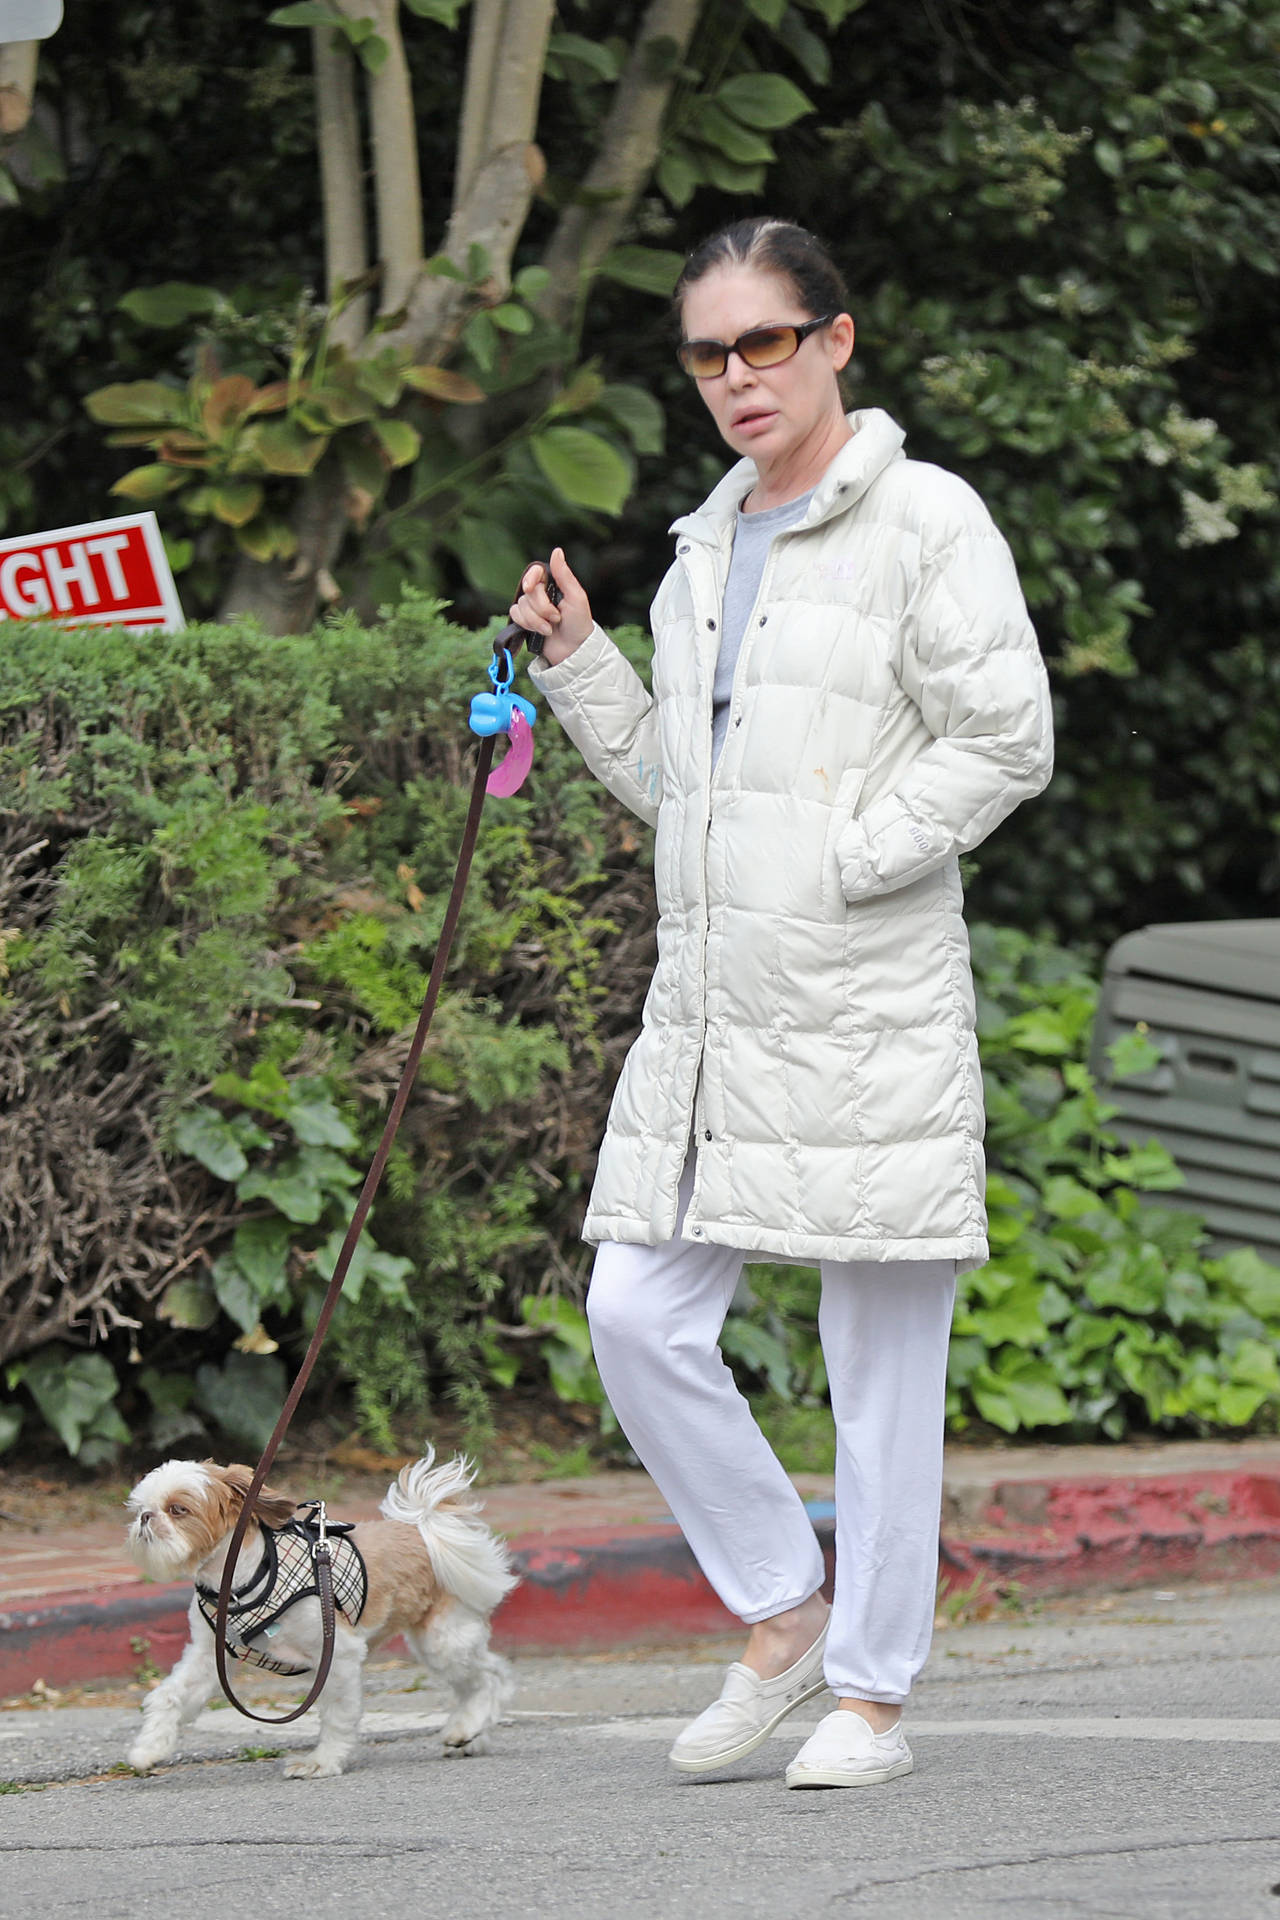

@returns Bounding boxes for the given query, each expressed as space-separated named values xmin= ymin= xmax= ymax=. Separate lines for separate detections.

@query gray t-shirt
xmin=712 ymin=487 xmax=815 ymax=764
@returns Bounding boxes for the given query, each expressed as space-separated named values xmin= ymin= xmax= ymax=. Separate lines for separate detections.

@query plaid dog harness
xmin=196 ymin=1504 xmax=368 ymax=1677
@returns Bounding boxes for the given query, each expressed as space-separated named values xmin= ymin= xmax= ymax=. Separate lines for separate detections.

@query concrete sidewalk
xmin=4 ymin=1437 xmax=1280 ymax=1697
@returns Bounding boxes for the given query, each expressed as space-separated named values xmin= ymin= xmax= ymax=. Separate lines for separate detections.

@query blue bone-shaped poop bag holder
xmin=469 ymin=645 xmax=536 ymax=737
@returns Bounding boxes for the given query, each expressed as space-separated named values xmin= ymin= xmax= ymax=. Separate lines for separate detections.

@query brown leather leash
xmin=213 ymin=582 xmax=552 ymax=1724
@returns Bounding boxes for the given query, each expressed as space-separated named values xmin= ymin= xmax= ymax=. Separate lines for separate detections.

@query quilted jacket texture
xmin=531 ymin=409 xmax=1054 ymax=1272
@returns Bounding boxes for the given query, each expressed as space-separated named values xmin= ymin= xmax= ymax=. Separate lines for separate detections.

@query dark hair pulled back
xmin=672 ymin=216 xmax=850 ymax=328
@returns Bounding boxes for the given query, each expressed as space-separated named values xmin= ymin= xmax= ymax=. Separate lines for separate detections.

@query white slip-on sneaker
xmin=668 ymin=1623 xmax=829 ymax=1775
xmin=784 ymin=1707 xmax=914 ymax=1789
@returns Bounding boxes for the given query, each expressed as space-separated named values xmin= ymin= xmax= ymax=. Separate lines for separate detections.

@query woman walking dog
xmin=510 ymin=217 xmax=1053 ymax=1789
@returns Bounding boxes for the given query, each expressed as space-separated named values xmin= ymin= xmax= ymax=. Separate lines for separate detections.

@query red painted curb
xmin=938 ymin=1468 xmax=1280 ymax=1600
xmin=4 ymin=1470 xmax=1279 ymax=1696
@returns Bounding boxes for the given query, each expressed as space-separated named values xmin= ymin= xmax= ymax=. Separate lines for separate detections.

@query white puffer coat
xmin=532 ymin=409 xmax=1053 ymax=1273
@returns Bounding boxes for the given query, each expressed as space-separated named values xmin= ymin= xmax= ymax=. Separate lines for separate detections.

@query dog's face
xmin=125 ymin=1460 xmax=297 ymax=1580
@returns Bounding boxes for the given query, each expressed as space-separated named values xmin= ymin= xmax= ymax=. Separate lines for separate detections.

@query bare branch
xmin=0 ymin=40 xmax=38 ymax=138
xmin=454 ymin=0 xmax=554 ymax=213
xmin=453 ymin=0 xmax=503 ymax=215
xmin=484 ymin=0 xmax=556 ymax=153
xmin=536 ymin=0 xmax=702 ymax=330
xmin=365 ymin=0 xmax=424 ymax=318
xmin=312 ymin=23 xmax=369 ymax=347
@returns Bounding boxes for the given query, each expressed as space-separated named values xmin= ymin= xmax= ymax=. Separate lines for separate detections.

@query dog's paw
xmin=283 ymin=1752 xmax=345 ymax=1779
xmin=127 ymin=1742 xmax=169 ymax=1773
xmin=442 ymin=1730 xmax=491 ymax=1758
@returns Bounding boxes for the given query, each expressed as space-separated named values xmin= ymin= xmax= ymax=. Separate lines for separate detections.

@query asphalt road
xmin=3 ymin=1579 xmax=1280 ymax=1919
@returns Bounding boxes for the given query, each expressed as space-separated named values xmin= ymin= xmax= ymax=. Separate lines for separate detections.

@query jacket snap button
xmin=691 ymin=1226 xmax=703 ymax=1238
xmin=706 ymin=618 xmax=716 ymax=630
xmin=704 ymin=1129 xmax=712 ymax=1142
xmin=679 ymin=543 xmax=690 ymax=554
xmin=759 ymin=615 xmax=767 ymax=626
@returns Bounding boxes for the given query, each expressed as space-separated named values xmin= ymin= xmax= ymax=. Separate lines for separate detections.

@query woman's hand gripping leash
xmin=475 ymin=550 xmax=584 ymax=794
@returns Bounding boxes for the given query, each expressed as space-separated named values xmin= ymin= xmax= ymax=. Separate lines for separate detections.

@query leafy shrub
xmin=723 ymin=924 xmax=1280 ymax=1441
xmin=0 ymin=597 xmax=656 ymax=1459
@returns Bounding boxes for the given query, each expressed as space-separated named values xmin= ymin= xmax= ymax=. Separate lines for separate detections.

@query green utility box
xmin=1089 ymin=919 xmax=1280 ymax=1265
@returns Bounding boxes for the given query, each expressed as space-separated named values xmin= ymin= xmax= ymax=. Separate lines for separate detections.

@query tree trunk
xmin=0 ymin=41 xmax=38 ymax=138
xmin=217 ymin=0 xmax=557 ymax=632
xmin=313 ymin=22 xmax=369 ymax=349
xmin=536 ymin=0 xmax=703 ymax=332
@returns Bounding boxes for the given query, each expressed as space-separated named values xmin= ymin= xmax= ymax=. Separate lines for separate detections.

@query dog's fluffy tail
xmin=380 ymin=1446 xmax=517 ymax=1617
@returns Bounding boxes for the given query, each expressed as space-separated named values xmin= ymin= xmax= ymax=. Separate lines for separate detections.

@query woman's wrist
xmin=537 ymin=623 xmax=592 ymax=669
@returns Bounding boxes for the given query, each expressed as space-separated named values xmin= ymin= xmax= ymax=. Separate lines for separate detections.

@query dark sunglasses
xmin=676 ymin=314 xmax=836 ymax=380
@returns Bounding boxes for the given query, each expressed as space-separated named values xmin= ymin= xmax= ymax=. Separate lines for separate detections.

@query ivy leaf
xmin=357 ymin=33 xmax=389 ymax=73
xmin=175 ymin=1105 xmax=250 ymax=1181
xmin=110 ymin=463 xmax=188 ymax=502
xmin=250 ymin=420 xmax=327 ymax=475
xmin=966 ymin=1275 xmax=1048 ymax=1348
xmin=208 ymin=481 xmax=265 ymax=527
xmin=463 ymin=310 xmax=498 ymax=372
xmin=0 ymin=1402 xmax=23 ymax=1454
xmin=715 ymin=73 xmax=813 ymax=130
xmin=212 ymin=1252 xmax=262 ymax=1334
xmin=452 ymin=515 xmax=530 ymax=602
xmin=547 ymin=31 xmax=620 ymax=81
xmin=692 ymin=101 xmax=776 ymax=165
xmin=1210 ymin=1247 xmax=1280 ymax=1320
xmin=656 ymin=147 xmax=700 ymax=209
xmin=158 ymin=1275 xmax=220 ymax=1331
xmin=1106 ymin=1026 xmax=1164 ymax=1080
xmin=12 ymin=1349 xmax=119 ymax=1458
xmin=85 ymin=380 xmax=186 ymax=427
xmin=138 ymin=1368 xmax=194 ymax=1416
xmin=522 ymin=1294 xmax=594 ymax=1358
xmin=237 ymin=1157 xmax=324 ymax=1223
xmin=312 ymin=1226 xmax=412 ymax=1305
xmin=373 ymin=419 xmax=421 ymax=469
xmin=530 ymin=426 xmax=632 ymax=513
xmin=236 ymin=517 xmax=298 ymax=562
xmin=268 ymin=2 xmax=342 ymax=24
xmin=1100 ymin=1143 xmax=1184 ymax=1191
xmin=772 ymin=11 xmax=831 ymax=84
xmin=401 ymin=0 xmax=468 ymax=20
xmin=231 ymin=1216 xmax=294 ymax=1297
xmin=548 ymin=365 xmax=606 ymax=415
xmin=401 ymin=364 xmax=486 ymax=403
xmin=285 ymin=1084 xmax=357 ymax=1149
xmin=595 ymin=382 xmax=665 ymax=456
xmin=971 ymin=1355 xmax=1072 ymax=1433
xmin=598 ymin=246 xmax=684 ymax=297
xmin=480 ymin=1321 xmax=519 ymax=1389
xmin=194 ymin=1352 xmax=288 ymax=1452
xmin=719 ymin=1317 xmax=795 ymax=1399
xmin=119 ymin=282 xmax=220 ymax=328
xmin=745 ymin=0 xmax=787 ymax=22
xmin=491 ymin=302 xmax=533 ymax=334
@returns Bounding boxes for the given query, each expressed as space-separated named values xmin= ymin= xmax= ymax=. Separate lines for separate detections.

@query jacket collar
xmin=670 ymin=408 xmax=906 ymax=549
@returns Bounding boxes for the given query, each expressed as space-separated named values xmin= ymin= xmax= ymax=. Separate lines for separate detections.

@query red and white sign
xmin=0 ymin=512 xmax=184 ymax=633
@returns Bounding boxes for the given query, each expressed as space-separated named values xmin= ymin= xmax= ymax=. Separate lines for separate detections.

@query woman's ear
xmin=212 ymin=1462 xmax=299 ymax=1528
xmin=830 ymin=311 xmax=855 ymax=373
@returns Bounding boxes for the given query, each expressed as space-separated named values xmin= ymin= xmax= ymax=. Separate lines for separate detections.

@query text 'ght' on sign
xmin=0 ymin=512 xmax=185 ymax=633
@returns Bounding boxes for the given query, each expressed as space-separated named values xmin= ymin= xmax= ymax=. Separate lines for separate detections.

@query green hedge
xmin=0 ymin=599 xmax=654 ymax=1460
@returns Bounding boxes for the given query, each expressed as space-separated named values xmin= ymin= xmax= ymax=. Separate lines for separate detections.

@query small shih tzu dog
xmin=125 ymin=1447 xmax=516 ymax=1778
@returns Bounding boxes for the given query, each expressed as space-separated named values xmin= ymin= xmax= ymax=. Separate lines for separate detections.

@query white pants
xmin=586 ymin=1157 xmax=956 ymax=1705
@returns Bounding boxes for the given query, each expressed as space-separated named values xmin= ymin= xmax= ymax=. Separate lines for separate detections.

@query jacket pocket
xmin=820 ymin=765 xmax=868 ymax=918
